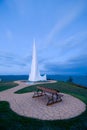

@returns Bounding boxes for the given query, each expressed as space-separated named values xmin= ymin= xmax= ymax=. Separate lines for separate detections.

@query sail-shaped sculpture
xmin=29 ymin=40 xmax=46 ymax=81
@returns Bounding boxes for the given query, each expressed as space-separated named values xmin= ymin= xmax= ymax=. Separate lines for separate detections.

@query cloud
xmin=46 ymin=2 xmax=84 ymax=45
xmin=0 ymin=52 xmax=28 ymax=67
xmin=6 ymin=29 xmax=13 ymax=40
xmin=59 ymin=32 xmax=87 ymax=59
xmin=37 ymin=29 xmax=87 ymax=75
xmin=0 ymin=48 xmax=33 ymax=74
xmin=44 ymin=59 xmax=87 ymax=75
xmin=43 ymin=49 xmax=87 ymax=75
xmin=5 ymin=0 xmax=27 ymax=16
xmin=13 ymin=0 xmax=27 ymax=16
xmin=45 ymin=31 xmax=87 ymax=63
xmin=69 ymin=54 xmax=87 ymax=67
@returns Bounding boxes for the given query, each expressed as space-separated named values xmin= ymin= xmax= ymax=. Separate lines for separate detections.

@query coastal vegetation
xmin=0 ymin=81 xmax=87 ymax=130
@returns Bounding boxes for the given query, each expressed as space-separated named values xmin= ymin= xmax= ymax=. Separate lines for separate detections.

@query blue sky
xmin=0 ymin=0 xmax=87 ymax=75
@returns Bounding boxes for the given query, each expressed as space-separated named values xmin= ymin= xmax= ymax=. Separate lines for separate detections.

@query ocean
xmin=0 ymin=75 xmax=87 ymax=88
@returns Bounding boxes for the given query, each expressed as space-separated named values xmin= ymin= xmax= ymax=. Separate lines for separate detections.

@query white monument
xmin=29 ymin=40 xmax=46 ymax=81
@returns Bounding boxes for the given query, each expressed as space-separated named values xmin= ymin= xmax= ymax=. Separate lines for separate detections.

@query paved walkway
xmin=0 ymin=80 xmax=86 ymax=120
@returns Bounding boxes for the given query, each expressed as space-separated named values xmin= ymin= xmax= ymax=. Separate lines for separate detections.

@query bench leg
xmin=47 ymin=94 xmax=62 ymax=105
xmin=47 ymin=94 xmax=54 ymax=105
xmin=32 ymin=90 xmax=44 ymax=98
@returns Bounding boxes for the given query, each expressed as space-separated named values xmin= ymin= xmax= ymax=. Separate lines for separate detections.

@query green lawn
xmin=0 ymin=81 xmax=87 ymax=130
xmin=0 ymin=82 xmax=18 ymax=92
xmin=15 ymin=81 xmax=87 ymax=104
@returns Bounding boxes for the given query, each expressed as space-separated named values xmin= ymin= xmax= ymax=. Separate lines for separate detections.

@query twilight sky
xmin=0 ymin=0 xmax=87 ymax=75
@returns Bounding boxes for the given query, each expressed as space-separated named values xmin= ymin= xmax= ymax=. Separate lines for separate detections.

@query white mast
xmin=29 ymin=40 xmax=46 ymax=81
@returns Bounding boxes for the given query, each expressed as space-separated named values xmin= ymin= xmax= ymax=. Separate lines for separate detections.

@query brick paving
xmin=0 ymin=80 xmax=86 ymax=120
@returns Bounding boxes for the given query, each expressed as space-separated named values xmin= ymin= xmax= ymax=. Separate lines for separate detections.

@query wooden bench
xmin=32 ymin=86 xmax=63 ymax=105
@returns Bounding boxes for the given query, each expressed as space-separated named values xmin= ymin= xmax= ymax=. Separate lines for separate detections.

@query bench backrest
xmin=37 ymin=86 xmax=59 ymax=94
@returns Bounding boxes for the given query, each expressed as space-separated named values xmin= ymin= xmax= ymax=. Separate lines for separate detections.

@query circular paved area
xmin=0 ymin=81 xmax=86 ymax=120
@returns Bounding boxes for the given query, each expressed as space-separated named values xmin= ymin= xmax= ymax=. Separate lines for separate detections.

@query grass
xmin=0 ymin=81 xmax=87 ymax=130
xmin=0 ymin=81 xmax=18 ymax=92
xmin=15 ymin=81 xmax=87 ymax=104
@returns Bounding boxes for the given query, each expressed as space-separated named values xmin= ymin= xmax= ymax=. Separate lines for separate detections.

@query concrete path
xmin=0 ymin=80 xmax=86 ymax=120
